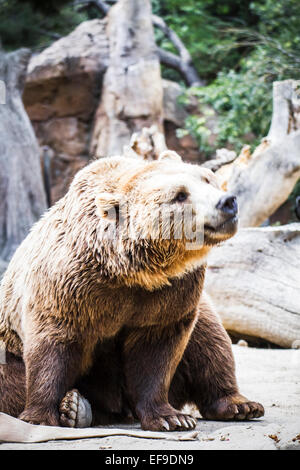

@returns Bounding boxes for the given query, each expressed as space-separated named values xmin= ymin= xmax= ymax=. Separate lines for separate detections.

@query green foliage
xmin=152 ymin=0 xmax=259 ymax=81
xmin=0 ymin=0 xmax=88 ymax=51
xmin=182 ymin=57 xmax=273 ymax=154
xmin=176 ymin=106 xmax=218 ymax=156
xmin=168 ymin=0 xmax=300 ymax=155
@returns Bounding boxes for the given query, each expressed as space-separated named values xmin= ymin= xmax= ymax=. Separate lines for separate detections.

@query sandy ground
xmin=1 ymin=345 xmax=300 ymax=450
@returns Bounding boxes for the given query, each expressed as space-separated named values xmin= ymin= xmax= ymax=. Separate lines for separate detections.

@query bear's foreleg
xmin=123 ymin=315 xmax=198 ymax=431
xmin=0 ymin=350 xmax=89 ymax=427
xmin=169 ymin=295 xmax=264 ymax=421
xmin=19 ymin=337 xmax=82 ymax=426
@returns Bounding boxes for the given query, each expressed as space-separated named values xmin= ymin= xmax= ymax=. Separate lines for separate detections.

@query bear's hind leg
xmin=0 ymin=352 xmax=26 ymax=417
xmin=169 ymin=295 xmax=264 ymax=421
xmin=74 ymin=338 xmax=134 ymax=426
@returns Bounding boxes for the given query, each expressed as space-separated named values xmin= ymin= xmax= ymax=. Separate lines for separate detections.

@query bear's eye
xmin=203 ymin=176 xmax=210 ymax=184
xmin=173 ymin=191 xmax=188 ymax=203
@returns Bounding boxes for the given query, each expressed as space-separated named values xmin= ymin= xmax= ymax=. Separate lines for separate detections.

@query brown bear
xmin=0 ymin=150 xmax=264 ymax=431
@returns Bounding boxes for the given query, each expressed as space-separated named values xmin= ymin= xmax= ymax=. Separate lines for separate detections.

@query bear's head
xmin=70 ymin=151 xmax=238 ymax=290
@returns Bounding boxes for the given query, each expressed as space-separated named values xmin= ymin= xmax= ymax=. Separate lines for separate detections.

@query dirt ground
xmin=1 ymin=345 xmax=299 ymax=450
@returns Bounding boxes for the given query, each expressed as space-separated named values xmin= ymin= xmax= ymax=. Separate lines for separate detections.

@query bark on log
xmin=205 ymin=224 xmax=300 ymax=348
xmin=215 ymin=80 xmax=300 ymax=227
xmin=267 ymin=80 xmax=300 ymax=143
xmin=0 ymin=48 xmax=47 ymax=261
xmin=90 ymin=0 xmax=164 ymax=157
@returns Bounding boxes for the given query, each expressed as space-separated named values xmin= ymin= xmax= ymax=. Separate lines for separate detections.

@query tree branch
xmin=153 ymin=14 xmax=204 ymax=86
xmin=152 ymin=15 xmax=191 ymax=60
xmin=157 ymin=47 xmax=203 ymax=86
xmin=35 ymin=29 xmax=62 ymax=40
xmin=74 ymin=0 xmax=109 ymax=15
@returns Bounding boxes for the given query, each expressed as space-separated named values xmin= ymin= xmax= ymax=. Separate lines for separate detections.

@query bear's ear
xmin=95 ymin=192 xmax=120 ymax=220
xmin=158 ymin=150 xmax=182 ymax=162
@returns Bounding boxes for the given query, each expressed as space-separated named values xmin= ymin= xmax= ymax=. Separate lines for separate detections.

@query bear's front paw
xmin=59 ymin=389 xmax=92 ymax=428
xmin=141 ymin=408 xmax=197 ymax=432
xmin=19 ymin=407 xmax=60 ymax=426
xmin=201 ymin=394 xmax=264 ymax=421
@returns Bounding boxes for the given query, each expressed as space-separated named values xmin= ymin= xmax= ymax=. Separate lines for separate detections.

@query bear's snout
xmin=216 ymin=194 xmax=238 ymax=217
xmin=203 ymin=193 xmax=238 ymax=243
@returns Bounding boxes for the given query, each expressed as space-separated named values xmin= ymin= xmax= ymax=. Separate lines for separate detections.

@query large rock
xmin=23 ymin=20 xmax=109 ymax=203
xmin=24 ymin=18 xmax=109 ymax=121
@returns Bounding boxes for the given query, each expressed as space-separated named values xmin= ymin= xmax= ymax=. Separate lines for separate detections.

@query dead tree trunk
xmin=216 ymin=80 xmax=300 ymax=227
xmin=0 ymin=48 xmax=47 ymax=262
xmin=91 ymin=0 xmax=164 ymax=157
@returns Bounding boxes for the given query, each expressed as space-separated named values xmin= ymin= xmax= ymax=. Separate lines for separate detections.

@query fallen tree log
xmin=225 ymin=131 xmax=300 ymax=227
xmin=204 ymin=223 xmax=300 ymax=348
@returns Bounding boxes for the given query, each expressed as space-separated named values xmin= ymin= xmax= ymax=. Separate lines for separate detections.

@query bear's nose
xmin=216 ymin=194 xmax=238 ymax=216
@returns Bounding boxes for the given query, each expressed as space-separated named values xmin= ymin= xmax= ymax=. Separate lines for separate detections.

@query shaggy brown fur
xmin=0 ymin=151 xmax=264 ymax=430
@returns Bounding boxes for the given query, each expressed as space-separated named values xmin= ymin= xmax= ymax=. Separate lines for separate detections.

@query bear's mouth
xmin=204 ymin=215 xmax=238 ymax=236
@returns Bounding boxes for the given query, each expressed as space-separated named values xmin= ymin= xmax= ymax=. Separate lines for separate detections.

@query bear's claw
xmin=201 ymin=394 xmax=264 ymax=421
xmin=59 ymin=389 xmax=92 ymax=428
xmin=142 ymin=413 xmax=197 ymax=432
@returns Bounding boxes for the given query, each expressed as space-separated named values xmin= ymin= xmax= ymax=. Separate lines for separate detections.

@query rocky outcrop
xmin=24 ymin=19 xmax=109 ymax=120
